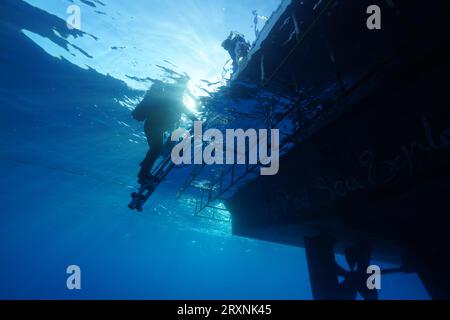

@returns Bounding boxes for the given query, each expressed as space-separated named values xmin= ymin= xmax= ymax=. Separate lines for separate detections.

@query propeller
xmin=336 ymin=241 xmax=378 ymax=300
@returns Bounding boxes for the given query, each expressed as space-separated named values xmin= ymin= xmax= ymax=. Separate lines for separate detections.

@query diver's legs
xmin=138 ymin=124 xmax=165 ymax=183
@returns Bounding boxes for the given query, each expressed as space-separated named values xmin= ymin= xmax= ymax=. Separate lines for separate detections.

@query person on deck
xmin=131 ymin=77 xmax=197 ymax=185
xmin=221 ymin=31 xmax=251 ymax=74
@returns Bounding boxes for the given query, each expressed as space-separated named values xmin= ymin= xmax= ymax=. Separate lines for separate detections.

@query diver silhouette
xmin=132 ymin=77 xmax=197 ymax=185
xmin=221 ymin=31 xmax=251 ymax=73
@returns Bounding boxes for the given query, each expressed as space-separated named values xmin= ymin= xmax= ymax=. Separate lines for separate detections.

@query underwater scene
xmin=1 ymin=0 xmax=449 ymax=301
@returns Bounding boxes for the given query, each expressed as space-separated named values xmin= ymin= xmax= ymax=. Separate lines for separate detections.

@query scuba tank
xmin=131 ymin=82 xmax=168 ymax=122
xmin=131 ymin=80 xmax=186 ymax=122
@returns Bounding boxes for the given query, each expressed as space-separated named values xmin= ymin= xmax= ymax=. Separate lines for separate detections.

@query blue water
xmin=0 ymin=0 xmax=430 ymax=299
